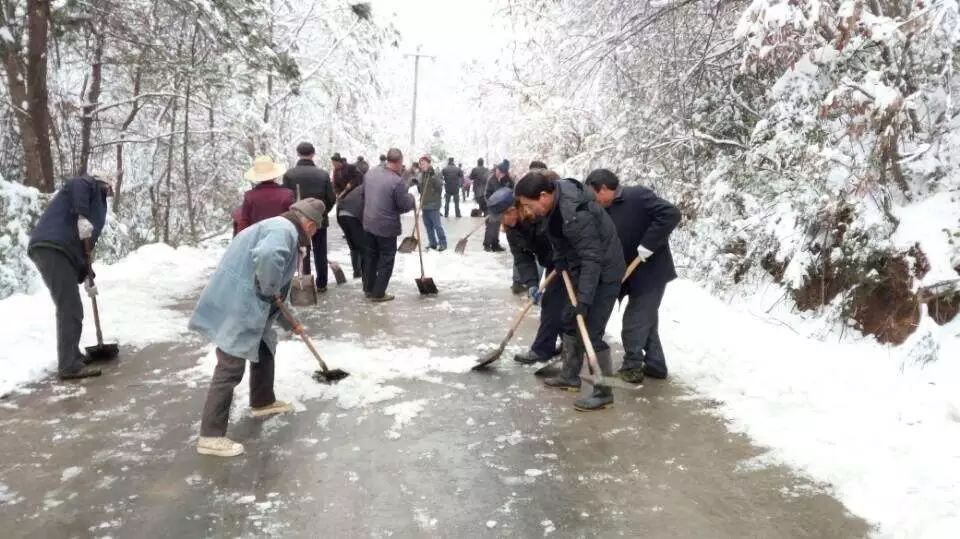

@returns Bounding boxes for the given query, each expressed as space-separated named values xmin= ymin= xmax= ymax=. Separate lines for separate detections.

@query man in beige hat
xmin=190 ymin=198 xmax=327 ymax=457
xmin=236 ymin=155 xmax=294 ymax=232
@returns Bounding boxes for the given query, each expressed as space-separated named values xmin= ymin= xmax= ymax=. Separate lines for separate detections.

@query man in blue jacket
xmin=189 ymin=198 xmax=326 ymax=457
xmin=585 ymin=169 xmax=681 ymax=383
xmin=28 ymin=172 xmax=115 ymax=380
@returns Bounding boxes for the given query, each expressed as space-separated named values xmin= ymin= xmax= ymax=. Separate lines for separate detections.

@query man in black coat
xmin=515 ymin=172 xmax=625 ymax=412
xmin=483 ymin=160 xmax=514 ymax=252
xmin=469 ymin=158 xmax=489 ymax=214
xmin=441 ymin=157 xmax=463 ymax=218
xmin=586 ymin=169 xmax=681 ymax=383
xmin=28 ymin=172 xmax=115 ymax=380
xmin=282 ymin=142 xmax=337 ymax=291
xmin=489 ymin=187 xmax=563 ymax=365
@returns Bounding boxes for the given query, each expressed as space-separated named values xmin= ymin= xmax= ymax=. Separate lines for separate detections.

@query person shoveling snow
xmin=189 ymin=197 xmax=328 ymax=458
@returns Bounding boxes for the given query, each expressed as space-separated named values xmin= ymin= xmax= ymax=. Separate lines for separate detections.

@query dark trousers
xmin=30 ymin=248 xmax=85 ymax=375
xmin=562 ymin=278 xmax=620 ymax=353
xmin=302 ymin=227 xmax=328 ymax=289
xmin=530 ymin=275 xmax=564 ymax=358
xmin=475 ymin=193 xmax=488 ymax=215
xmin=362 ymin=232 xmax=398 ymax=298
xmin=444 ymin=191 xmax=461 ymax=217
xmin=422 ymin=209 xmax=447 ymax=249
xmin=621 ymin=283 xmax=667 ymax=375
xmin=338 ymin=215 xmax=366 ymax=278
xmin=483 ymin=215 xmax=501 ymax=248
xmin=200 ymin=342 xmax=276 ymax=437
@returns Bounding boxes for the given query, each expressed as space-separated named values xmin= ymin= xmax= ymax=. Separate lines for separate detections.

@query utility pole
xmin=404 ymin=46 xmax=435 ymax=149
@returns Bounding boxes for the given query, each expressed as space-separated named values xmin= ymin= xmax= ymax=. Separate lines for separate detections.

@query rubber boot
xmin=574 ymin=348 xmax=614 ymax=411
xmin=543 ymin=334 xmax=582 ymax=391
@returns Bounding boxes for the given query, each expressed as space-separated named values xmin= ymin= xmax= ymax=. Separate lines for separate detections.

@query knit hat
xmin=496 ymin=159 xmax=510 ymax=174
xmin=290 ymin=198 xmax=327 ymax=225
xmin=487 ymin=187 xmax=515 ymax=218
xmin=419 ymin=154 xmax=432 ymax=163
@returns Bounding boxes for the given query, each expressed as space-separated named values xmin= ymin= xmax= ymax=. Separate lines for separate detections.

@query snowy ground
xmin=0 ymin=204 xmax=957 ymax=536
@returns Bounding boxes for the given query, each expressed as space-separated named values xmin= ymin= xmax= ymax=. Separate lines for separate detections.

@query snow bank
xmin=606 ymin=279 xmax=960 ymax=537
xmin=0 ymin=242 xmax=222 ymax=395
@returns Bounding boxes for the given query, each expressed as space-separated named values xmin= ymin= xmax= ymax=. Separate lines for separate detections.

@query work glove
xmin=77 ymin=216 xmax=94 ymax=239
xmin=562 ymin=302 xmax=590 ymax=325
xmin=83 ymin=279 xmax=98 ymax=297
xmin=528 ymin=286 xmax=543 ymax=305
xmin=636 ymin=245 xmax=653 ymax=262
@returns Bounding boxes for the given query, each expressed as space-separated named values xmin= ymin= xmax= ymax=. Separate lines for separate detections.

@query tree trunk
xmin=163 ymin=96 xmax=178 ymax=244
xmin=114 ymin=66 xmax=143 ymax=211
xmin=79 ymin=31 xmax=104 ymax=175
xmin=26 ymin=0 xmax=54 ymax=192
xmin=182 ymin=22 xmax=199 ymax=244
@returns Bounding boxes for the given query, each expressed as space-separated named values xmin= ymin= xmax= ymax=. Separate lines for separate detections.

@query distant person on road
xmin=190 ymin=198 xmax=327 ymax=457
xmin=418 ymin=155 xmax=447 ymax=251
xmin=586 ymin=169 xmax=680 ymax=383
xmin=515 ymin=171 xmax=625 ymax=412
xmin=483 ymin=160 xmax=513 ymax=252
xmin=362 ymin=148 xmax=416 ymax=302
xmin=28 ymin=171 xmax=115 ymax=380
xmin=336 ymin=164 xmax=367 ymax=279
xmin=441 ymin=157 xmax=463 ymax=218
xmin=238 ymin=156 xmax=295 ymax=233
xmin=355 ymin=156 xmax=370 ymax=175
xmin=469 ymin=158 xmax=489 ymax=215
xmin=331 ymin=152 xmax=348 ymax=194
xmin=401 ymin=160 xmax=419 ymax=188
xmin=282 ymin=143 xmax=336 ymax=291
xmin=378 ymin=154 xmax=387 ymax=168
xmin=459 ymin=162 xmax=470 ymax=200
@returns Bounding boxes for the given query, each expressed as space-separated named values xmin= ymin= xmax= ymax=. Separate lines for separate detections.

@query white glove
xmin=636 ymin=245 xmax=653 ymax=262
xmin=78 ymin=216 xmax=94 ymax=239
xmin=83 ymin=280 xmax=98 ymax=297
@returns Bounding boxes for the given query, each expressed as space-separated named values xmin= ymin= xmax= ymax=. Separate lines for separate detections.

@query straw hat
xmin=244 ymin=155 xmax=286 ymax=183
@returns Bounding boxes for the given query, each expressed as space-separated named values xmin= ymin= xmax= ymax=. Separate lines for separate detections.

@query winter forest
xmin=1 ymin=0 xmax=959 ymax=537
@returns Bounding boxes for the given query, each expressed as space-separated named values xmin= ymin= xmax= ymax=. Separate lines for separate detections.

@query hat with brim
xmin=244 ymin=155 xmax=286 ymax=183
xmin=487 ymin=187 xmax=515 ymax=220
xmin=290 ymin=198 xmax=326 ymax=225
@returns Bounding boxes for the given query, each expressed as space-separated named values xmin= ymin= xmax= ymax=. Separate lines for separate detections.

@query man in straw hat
xmin=237 ymin=155 xmax=294 ymax=232
xmin=28 ymin=170 xmax=116 ymax=380
xmin=189 ymin=198 xmax=327 ymax=457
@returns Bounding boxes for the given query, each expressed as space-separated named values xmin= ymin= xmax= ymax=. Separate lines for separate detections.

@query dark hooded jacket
xmin=485 ymin=173 xmax=514 ymax=201
xmin=469 ymin=165 xmax=489 ymax=198
xmin=506 ymin=219 xmax=553 ymax=289
xmin=441 ymin=163 xmax=463 ymax=194
xmin=282 ymin=159 xmax=336 ymax=227
xmin=544 ymin=179 xmax=625 ymax=306
xmin=29 ymin=175 xmax=109 ymax=282
xmin=605 ymin=185 xmax=681 ymax=295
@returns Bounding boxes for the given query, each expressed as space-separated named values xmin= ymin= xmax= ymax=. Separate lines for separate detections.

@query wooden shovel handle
xmin=622 ymin=256 xmax=644 ymax=284
xmin=500 ymin=270 xmax=557 ymax=344
xmin=560 ymin=270 xmax=601 ymax=379
xmin=274 ymin=298 xmax=330 ymax=373
xmin=84 ymin=239 xmax=105 ymax=346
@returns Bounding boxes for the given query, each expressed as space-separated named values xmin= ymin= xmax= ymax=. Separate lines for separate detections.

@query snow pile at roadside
xmin=606 ymin=279 xmax=960 ymax=537
xmin=0 ymin=242 xmax=222 ymax=395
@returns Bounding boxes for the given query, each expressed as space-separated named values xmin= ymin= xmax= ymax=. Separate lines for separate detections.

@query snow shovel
xmin=290 ymin=249 xmax=318 ymax=306
xmin=398 ymin=219 xmax=418 ymax=254
xmin=534 ymin=259 xmax=647 ymax=380
xmin=274 ymin=299 xmax=349 ymax=383
xmin=454 ymin=222 xmax=484 ymax=254
xmin=83 ymin=239 xmax=119 ymax=361
xmin=328 ymin=261 xmax=347 ymax=285
xmin=413 ymin=204 xmax=438 ymax=295
xmin=473 ymin=270 xmax=557 ymax=370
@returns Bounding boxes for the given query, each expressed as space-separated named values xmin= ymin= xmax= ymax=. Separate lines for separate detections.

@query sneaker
xmin=543 ymin=376 xmax=581 ymax=392
xmin=197 ymin=436 xmax=245 ymax=457
xmin=514 ymin=349 xmax=553 ymax=365
xmin=251 ymin=400 xmax=294 ymax=418
xmin=58 ymin=366 xmax=102 ymax=380
xmin=369 ymin=294 xmax=395 ymax=303
xmin=438 ymin=245 xmax=447 ymax=252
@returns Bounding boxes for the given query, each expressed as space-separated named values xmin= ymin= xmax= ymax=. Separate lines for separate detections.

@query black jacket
xmin=545 ymin=179 xmax=625 ymax=306
xmin=282 ymin=159 xmax=336 ymax=227
xmin=485 ymin=174 xmax=514 ymax=201
xmin=506 ymin=219 xmax=553 ymax=289
xmin=441 ymin=164 xmax=463 ymax=193
xmin=606 ymin=185 xmax=681 ymax=295
xmin=469 ymin=166 xmax=489 ymax=196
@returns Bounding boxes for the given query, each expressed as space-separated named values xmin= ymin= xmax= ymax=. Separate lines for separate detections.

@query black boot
xmin=543 ymin=334 xmax=582 ymax=391
xmin=58 ymin=365 xmax=102 ymax=380
xmin=574 ymin=348 xmax=614 ymax=411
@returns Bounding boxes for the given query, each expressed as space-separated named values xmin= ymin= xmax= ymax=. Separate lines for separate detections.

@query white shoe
xmin=197 ymin=436 xmax=245 ymax=457
xmin=250 ymin=400 xmax=294 ymax=418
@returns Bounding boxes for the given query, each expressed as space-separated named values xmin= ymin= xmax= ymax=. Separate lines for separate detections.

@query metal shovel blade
xmin=85 ymin=342 xmax=120 ymax=362
xmin=312 ymin=368 xmax=350 ymax=383
xmin=398 ymin=236 xmax=418 ymax=254
xmin=415 ymin=277 xmax=438 ymax=295
xmin=472 ymin=346 xmax=505 ymax=370
xmin=328 ymin=261 xmax=347 ymax=285
xmin=290 ymin=275 xmax=318 ymax=306
xmin=454 ymin=237 xmax=469 ymax=254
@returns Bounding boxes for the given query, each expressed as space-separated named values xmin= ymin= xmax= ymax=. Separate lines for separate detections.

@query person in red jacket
xmin=237 ymin=156 xmax=294 ymax=232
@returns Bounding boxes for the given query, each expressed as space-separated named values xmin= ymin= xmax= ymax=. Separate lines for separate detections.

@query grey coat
xmin=362 ymin=166 xmax=416 ymax=237
xmin=545 ymin=179 xmax=625 ymax=306
xmin=337 ymin=184 xmax=365 ymax=220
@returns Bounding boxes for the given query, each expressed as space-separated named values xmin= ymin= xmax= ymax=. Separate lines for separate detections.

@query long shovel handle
xmin=463 ymin=222 xmax=484 ymax=240
xmin=560 ymin=270 xmax=602 ymax=381
xmin=499 ymin=270 xmax=557 ymax=347
xmin=274 ymin=299 xmax=331 ymax=373
xmin=622 ymin=256 xmax=644 ymax=284
xmin=84 ymin=239 xmax=105 ymax=346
